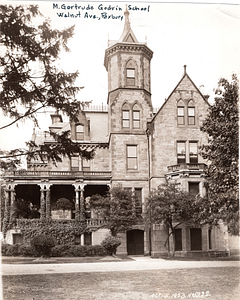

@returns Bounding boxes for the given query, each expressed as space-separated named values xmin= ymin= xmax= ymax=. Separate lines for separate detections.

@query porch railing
xmin=4 ymin=170 xmax=111 ymax=178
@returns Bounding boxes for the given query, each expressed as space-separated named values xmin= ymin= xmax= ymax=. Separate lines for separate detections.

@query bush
xmin=1 ymin=243 xmax=11 ymax=256
xmin=101 ymin=235 xmax=121 ymax=256
xmin=19 ymin=244 xmax=37 ymax=257
xmin=5 ymin=243 xmax=20 ymax=256
xmin=31 ymin=234 xmax=55 ymax=257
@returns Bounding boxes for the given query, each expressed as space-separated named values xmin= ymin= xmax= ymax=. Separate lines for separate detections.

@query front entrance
xmin=190 ymin=228 xmax=202 ymax=250
xmin=127 ymin=229 xmax=144 ymax=255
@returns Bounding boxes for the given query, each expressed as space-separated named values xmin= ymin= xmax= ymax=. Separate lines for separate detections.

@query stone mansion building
xmin=3 ymin=8 xmax=238 ymax=256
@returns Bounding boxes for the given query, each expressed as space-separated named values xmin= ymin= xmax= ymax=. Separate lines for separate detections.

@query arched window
xmin=122 ymin=103 xmax=130 ymax=128
xmin=126 ymin=60 xmax=136 ymax=86
xmin=132 ymin=103 xmax=140 ymax=128
xmin=177 ymin=99 xmax=185 ymax=125
xmin=188 ymin=100 xmax=195 ymax=125
xmin=75 ymin=124 xmax=84 ymax=140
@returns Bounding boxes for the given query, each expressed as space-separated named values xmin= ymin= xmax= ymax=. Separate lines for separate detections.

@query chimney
xmin=184 ymin=65 xmax=187 ymax=75
xmin=50 ymin=114 xmax=63 ymax=124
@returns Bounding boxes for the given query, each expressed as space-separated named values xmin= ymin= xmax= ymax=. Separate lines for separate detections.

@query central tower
xmin=104 ymin=7 xmax=154 ymax=198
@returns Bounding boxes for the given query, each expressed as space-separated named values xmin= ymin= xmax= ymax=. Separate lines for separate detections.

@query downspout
xmin=146 ymin=127 xmax=151 ymax=255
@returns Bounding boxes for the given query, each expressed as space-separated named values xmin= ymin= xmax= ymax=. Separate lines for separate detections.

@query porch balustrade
xmin=4 ymin=170 xmax=111 ymax=179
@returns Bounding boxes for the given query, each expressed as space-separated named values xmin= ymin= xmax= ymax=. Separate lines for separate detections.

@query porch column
xmin=5 ymin=188 xmax=10 ymax=210
xmin=79 ymin=184 xmax=86 ymax=221
xmin=75 ymin=188 xmax=80 ymax=221
xmin=46 ymin=188 xmax=51 ymax=219
xmin=40 ymin=188 xmax=46 ymax=219
xmin=10 ymin=189 xmax=16 ymax=206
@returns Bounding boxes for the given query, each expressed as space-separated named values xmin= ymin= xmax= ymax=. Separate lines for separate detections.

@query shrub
xmin=5 ymin=243 xmax=20 ymax=256
xmin=56 ymin=198 xmax=73 ymax=211
xmin=31 ymin=234 xmax=55 ymax=257
xmin=101 ymin=235 xmax=121 ymax=256
xmin=19 ymin=244 xmax=37 ymax=257
xmin=1 ymin=243 xmax=11 ymax=256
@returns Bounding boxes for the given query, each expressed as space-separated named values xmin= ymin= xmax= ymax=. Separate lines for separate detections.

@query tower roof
xmin=118 ymin=6 xmax=139 ymax=43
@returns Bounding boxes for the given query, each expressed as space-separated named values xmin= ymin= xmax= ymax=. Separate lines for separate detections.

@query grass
xmin=1 ymin=255 xmax=132 ymax=264
xmin=2 ymin=267 xmax=239 ymax=300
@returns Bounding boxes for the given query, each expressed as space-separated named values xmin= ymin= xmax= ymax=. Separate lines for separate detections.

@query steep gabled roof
xmin=152 ymin=66 xmax=210 ymax=123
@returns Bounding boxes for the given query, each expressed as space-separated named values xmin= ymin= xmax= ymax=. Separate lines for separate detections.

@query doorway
xmin=127 ymin=229 xmax=144 ymax=255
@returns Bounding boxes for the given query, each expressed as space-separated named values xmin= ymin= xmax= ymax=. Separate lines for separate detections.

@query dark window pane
xmin=190 ymin=228 xmax=202 ymax=250
xmin=175 ymin=229 xmax=182 ymax=251
xmin=189 ymin=182 xmax=199 ymax=195
xmin=127 ymin=78 xmax=135 ymax=86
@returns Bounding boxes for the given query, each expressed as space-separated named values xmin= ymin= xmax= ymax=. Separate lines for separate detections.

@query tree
xmin=200 ymin=74 xmax=239 ymax=235
xmin=90 ymin=184 xmax=142 ymax=237
xmin=0 ymin=5 xmax=94 ymax=168
xmin=145 ymin=184 xmax=201 ymax=257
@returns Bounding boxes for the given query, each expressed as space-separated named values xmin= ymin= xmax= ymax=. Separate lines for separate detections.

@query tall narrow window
xmin=71 ymin=156 xmax=79 ymax=171
xmin=122 ymin=110 xmax=130 ymax=128
xmin=188 ymin=107 xmax=195 ymax=125
xmin=208 ymin=229 xmax=212 ymax=250
xmin=76 ymin=124 xmax=84 ymax=140
xmin=189 ymin=142 xmax=198 ymax=164
xmin=133 ymin=110 xmax=140 ymax=128
xmin=174 ymin=229 xmax=182 ymax=251
xmin=127 ymin=145 xmax=138 ymax=170
xmin=135 ymin=188 xmax=142 ymax=215
xmin=126 ymin=68 xmax=135 ymax=86
xmin=177 ymin=107 xmax=185 ymax=125
xmin=177 ymin=142 xmax=186 ymax=164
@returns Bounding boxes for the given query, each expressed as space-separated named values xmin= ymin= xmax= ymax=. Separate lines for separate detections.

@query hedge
xmin=1 ymin=243 xmax=107 ymax=257
xmin=16 ymin=219 xmax=87 ymax=245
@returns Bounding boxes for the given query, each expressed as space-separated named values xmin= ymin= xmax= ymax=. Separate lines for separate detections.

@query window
xmin=133 ymin=110 xmax=140 ymax=128
xmin=71 ymin=156 xmax=80 ymax=171
xmin=82 ymin=159 xmax=90 ymax=171
xmin=174 ymin=229 xmax=182 ymax=251
xmin=76 ymin=124 xmax=84 ymax=140
xmin=190 ymin=228 xmax=202 ymax=250
xmin=189 ymin=142 xmax=198 ymax=164
xmin=177 ymin=107 xmax=185 ymax=125
xmin=126 ymin=68 xmax=135 ymax=86
xmin=134 ymin=188 xmax=142 ymax=215
xmin=122 ymin=110 xmax=130 ymax=128
xmin=177 ymin=142 xmax=186 ymax=164
xmin=189 ymin=182 xmax=199 ymax=196
xmin=13 ymin=234 xmax=23 ymax=244
xmin=84 ymin=232 xmax=92 ymax=245
xmin=188 ymin=107 xmax=195 ymax=125
xmin=208 ymin=229 xmax=212 ymax=250
xmin=127 ymin=145 xmax=138 ymax=170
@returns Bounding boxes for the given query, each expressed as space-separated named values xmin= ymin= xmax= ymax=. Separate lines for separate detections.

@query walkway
xmin=1 ymin=257 xmax=239 ymax=276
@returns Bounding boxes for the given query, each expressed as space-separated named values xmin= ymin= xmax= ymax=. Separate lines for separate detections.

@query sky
xmin=0 ymin=0 xmax=240 ymax=153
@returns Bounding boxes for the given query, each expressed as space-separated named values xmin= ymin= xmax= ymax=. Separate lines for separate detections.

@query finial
xmin=184 ymin=65 xmax=187 ymax=75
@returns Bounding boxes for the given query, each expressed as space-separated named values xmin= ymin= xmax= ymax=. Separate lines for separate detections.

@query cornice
xmin=104 ymin=42 xmax=153 ymax=70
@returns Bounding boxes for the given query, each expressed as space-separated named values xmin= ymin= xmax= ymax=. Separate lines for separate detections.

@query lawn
xmin=2 ymin=267 xmax=239 ymax=300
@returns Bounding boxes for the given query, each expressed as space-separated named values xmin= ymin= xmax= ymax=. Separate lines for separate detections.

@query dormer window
xmin=76 ymin=124 xmax=84 ymax=140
